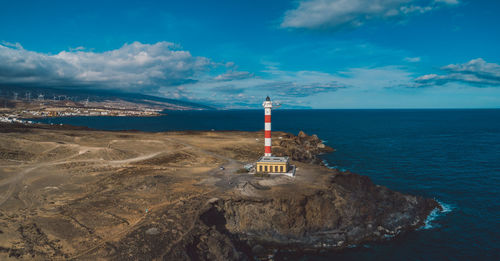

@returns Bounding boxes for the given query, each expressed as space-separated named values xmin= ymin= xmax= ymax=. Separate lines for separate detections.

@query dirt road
xmin=0 ymin=126 xmax=275 ymax=259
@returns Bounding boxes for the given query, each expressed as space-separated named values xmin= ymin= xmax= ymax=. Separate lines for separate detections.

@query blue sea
xmin=35 ymin=109 xmax=500 ymax=260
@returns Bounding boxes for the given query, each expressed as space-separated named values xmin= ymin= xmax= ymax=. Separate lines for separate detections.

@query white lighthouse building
xmin=255 ymin=96 xmax=294 ymax=177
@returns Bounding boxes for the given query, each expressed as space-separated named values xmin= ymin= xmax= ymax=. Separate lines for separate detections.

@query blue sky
xmin=1 ymin=0 xmax=499 ymax=108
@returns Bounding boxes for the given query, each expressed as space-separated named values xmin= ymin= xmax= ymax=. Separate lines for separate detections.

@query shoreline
xmin=0 ymin=123 xmax=439 ymax=260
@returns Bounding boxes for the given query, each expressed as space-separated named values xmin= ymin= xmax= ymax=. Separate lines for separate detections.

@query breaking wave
xmin=421 ymin=200 xmax=454 ymax=230
xmin=322 ymin=159 xmax=347 ymax=172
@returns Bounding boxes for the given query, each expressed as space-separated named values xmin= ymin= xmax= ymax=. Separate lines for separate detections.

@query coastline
xmin=0 ymin=122 xmax=441 ymax=259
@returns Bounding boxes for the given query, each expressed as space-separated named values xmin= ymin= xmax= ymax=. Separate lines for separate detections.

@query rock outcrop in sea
xmin=273 ymin=131 xmax=334 ymax=164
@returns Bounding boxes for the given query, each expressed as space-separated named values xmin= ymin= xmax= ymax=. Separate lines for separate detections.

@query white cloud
xmin=214 ymin=70 xmax=254 ymax=81
xmin=0 ymin=41 xmax=212 ymax=92
xmin=435 ymin=0 xmax=459 ymax=4
xmin=442 ymin=58 xmax=500 ymax=77
xmin=243 ymin=69 xmax=347 ymax=97
xmin=413 ymin=58 xmax=500 ymax=87
xmin=168 ymin=64 xmax=413 ymax=108
xmin=69 ymin=46 xmax=86 ymax=52
xmin=404 ymin=56 xmax=421 ymax=62
xmin=159 ymin=67 xmax=348 ymax=107
xmin=281 ymin=0 xmax=459 ymax=30
xmin=1 ymin=41 xmax=23 ymax=49
xmin=339 ymin=66 xmax=413 ymax=89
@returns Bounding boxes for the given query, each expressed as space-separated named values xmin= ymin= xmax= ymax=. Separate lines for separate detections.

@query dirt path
xmin=0 ymin=166 xmax=38 ymax=206
xmin=67 ymin=136 xmax=246 ymax=259
xmin=0 ymin=147 xmax=170 ymax=208
xmin=69 ymin=188 xmax=217 ymax=260
xmin=0 ymin=128 xmax=267 ymax=260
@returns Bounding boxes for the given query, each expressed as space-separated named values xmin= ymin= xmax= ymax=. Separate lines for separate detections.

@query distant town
xmin=0 ymin=92 xmax=165 ymax=122
xmin=0 ymin=88 xmax=210 ymax=122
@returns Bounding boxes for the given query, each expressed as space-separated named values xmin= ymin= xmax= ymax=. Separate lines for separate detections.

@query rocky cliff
xmin=272 ymin=131 xmax=334 ymax=164
xmin=222 ymin=173 xmax=437 ymax=247
xmin=164 ymin=173 xmax=439 ymax=260
xmin=162 ymin=131 xmax=440 ymax=260
xmin=0 ymin=125 xmax=440 ymax=260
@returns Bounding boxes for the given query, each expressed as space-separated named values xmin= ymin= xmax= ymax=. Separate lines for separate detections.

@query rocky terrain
xmin=273 ymin=131 xmax=334 ymax=164
xmin=0 ymin=124 xmax=439 ymax=260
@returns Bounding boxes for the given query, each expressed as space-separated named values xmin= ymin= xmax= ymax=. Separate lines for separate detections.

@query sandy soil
xmin=0 ymin=125 xmax=332 ymax=260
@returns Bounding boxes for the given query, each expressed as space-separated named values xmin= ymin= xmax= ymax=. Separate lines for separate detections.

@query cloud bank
xmin=169 ymin=65 xmax=415 ymax=108
xmin=0 ymin=41 xmax=352 ymax=107
xmin=0 ymin=41 xmax=211 ymax=92
xmin=256 ymin=81 xmax=345 ymax=97
xmin=414 ymin=58 xmax=500 ymax=87
xmin=281 ymin=0 xmax=459 ymax=30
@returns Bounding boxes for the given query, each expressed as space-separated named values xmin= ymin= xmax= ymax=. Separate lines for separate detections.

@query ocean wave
xmin=420 ymin=200 xmax=454 ymax=230
xmin=322 ymin=160 xmax=347 ymax=172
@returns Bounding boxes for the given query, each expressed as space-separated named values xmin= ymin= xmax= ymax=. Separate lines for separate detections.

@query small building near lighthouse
xmin=255 ymin=96 xmax=295 ymax=177
xmin=256 ymin=156 xmax=289 ymax=173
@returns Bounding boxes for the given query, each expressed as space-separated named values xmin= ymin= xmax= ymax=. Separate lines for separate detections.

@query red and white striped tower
xmin=263 ymin=96 xmax=273 ymax=156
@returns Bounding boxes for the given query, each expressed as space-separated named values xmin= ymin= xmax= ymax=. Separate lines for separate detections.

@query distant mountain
xmin=0 ymin=85 xmax=214 ymax=110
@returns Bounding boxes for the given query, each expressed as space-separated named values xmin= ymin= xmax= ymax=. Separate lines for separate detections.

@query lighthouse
xmin=263 ymin=96 xmax=273 ymax=156
xmin=255 ymin=96 xmax=295 ymax=177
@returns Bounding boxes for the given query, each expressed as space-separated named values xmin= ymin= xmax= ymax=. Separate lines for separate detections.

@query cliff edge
xmin=0 ymin=125 xmax=439 ymax=260
xmin=163 ymin=131 xmax=439 ymax=260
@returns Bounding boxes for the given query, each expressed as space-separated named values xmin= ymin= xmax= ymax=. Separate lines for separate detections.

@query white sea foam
xmin=383 ymin=234 xmax=395 ymax=239
xmin=322 ymin=160 xmax=346 ymax=172
xmin=420 ymin=200 xmax=454 ymax=230
xmin=322 ymin=160 xmax=335 ymax=169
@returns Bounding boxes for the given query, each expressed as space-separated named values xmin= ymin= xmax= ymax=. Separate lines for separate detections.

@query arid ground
xmin=0 ymin=124 xmax=337 ymax=260
xmin=1 ymin=123 xmax=440 ymax=261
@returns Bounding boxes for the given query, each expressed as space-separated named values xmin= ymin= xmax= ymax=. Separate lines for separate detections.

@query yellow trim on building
xmin=256 ymin=162 xmax=288 ymax=173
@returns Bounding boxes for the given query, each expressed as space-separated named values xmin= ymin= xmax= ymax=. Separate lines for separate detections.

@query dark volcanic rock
xmin=162 ymin=171 xmax=439 ymax=260
xmin=273 ymin=131 xmax=334 ymax=164
xmin=214 ymin=172 xmax=437 ymax=250
xmin=154 ymin=132 xmax=440 ymax=260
